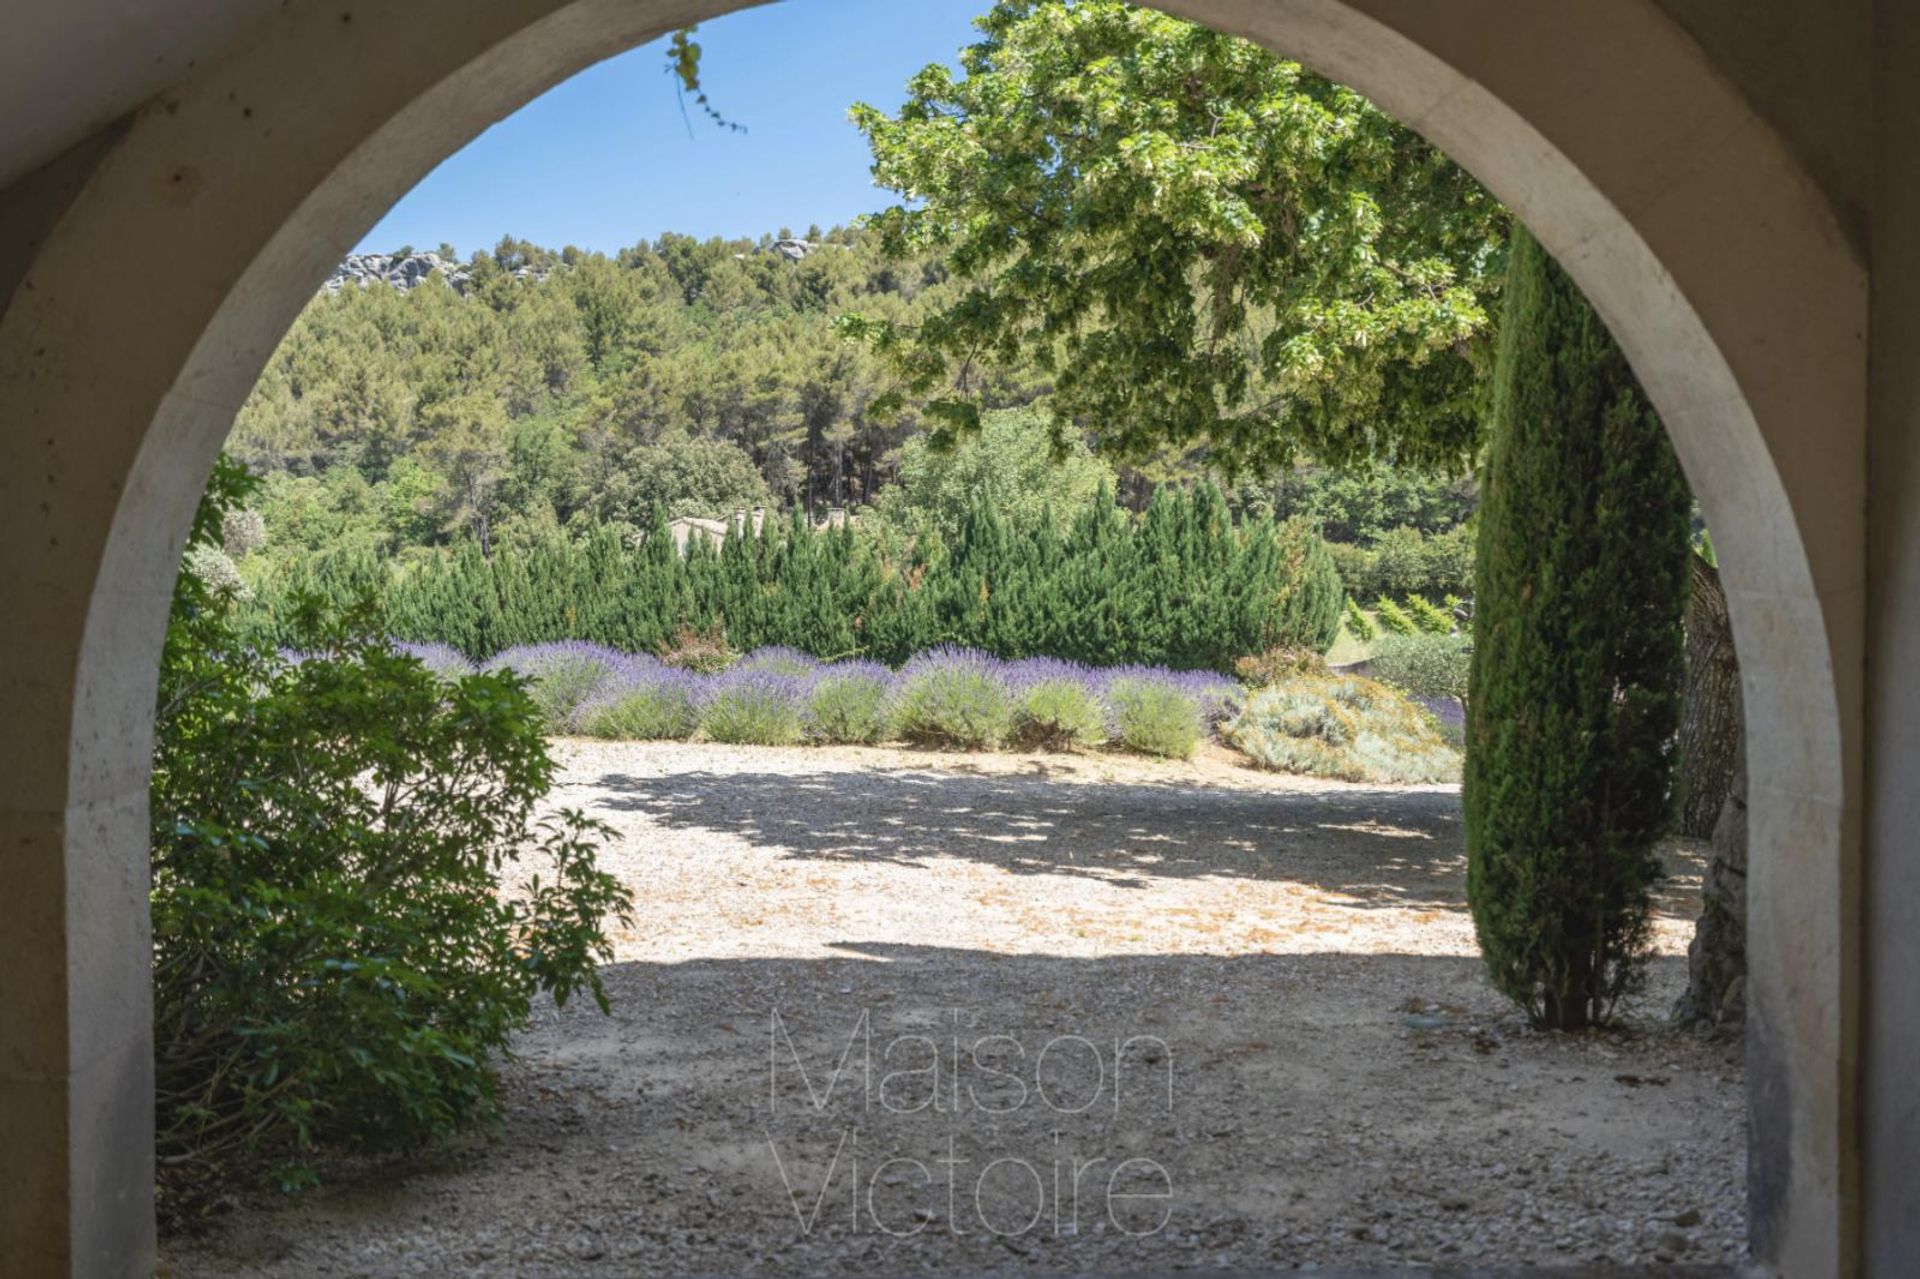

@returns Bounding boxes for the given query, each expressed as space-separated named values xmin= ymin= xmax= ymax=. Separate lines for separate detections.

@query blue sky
xmin=355 ymin=0 xmax=986 ymax=257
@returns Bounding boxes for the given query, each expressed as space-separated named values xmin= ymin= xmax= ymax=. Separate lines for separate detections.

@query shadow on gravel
xmin=162 ymin=946 xmax=1735 ymax=1277
xmin=591 ymin=767 xmax=1702 ymax=921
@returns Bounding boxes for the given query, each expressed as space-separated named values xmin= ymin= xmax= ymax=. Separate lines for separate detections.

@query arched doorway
xmin=0 ymin=1 xmax=1863 ymax=1274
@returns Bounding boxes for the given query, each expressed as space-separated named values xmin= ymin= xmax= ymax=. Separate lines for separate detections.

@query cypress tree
xmin=1464 ymin=227 xmax=1692 ymax=1030
xmin=1270 ymin=517 xmax=1343 ymax=652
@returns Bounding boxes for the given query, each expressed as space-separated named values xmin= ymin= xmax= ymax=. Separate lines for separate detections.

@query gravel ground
xmin=160 ymin=740 xmax=1745 ymax=1277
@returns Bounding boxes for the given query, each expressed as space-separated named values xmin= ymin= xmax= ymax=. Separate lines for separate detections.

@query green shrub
xmin=1108 ymin=678 xmax=1203 ymax=759
xmin=1011 ymin=678 xmax=1110 ymax=751
xmin=736 ymin=645 xmax=822 ymax=678
xmin=1369 ymin=631 xmax=1471 ymax=705
xmin=659 ymin=621 xmax=739 ymax=674
xmin=892 ymin=651 xmax=1014 ymax=748
xmin=1322 ymin=540 xmax=1375 ymax=596
xmin=1227 ymin=674 xmax=1459 ymax=783
xmin=1234 ymin=646 xmax=1328 ymax=688
xmin=385 ymin=481 xmax=1342 ymax=672
xmin=1422 ymin=526 xmax=1475 ymax=599
xmin=1405 ymin=594 xmax=1456 ymax=635
xmin=1343 ymin=597 xmax=1376 ymax=642
xmin=1366 ymin=524 xmax=1474 ymax=599
xmin=807 ymin=668 xmax=896 ymax=744
xmin=152 ymin=459 xmax=631 ymax=1203
xmin=1368 ymin=525 xmax=1430 ymax=596
xmin=1372 ymin=597 xmax=1417 ymax=635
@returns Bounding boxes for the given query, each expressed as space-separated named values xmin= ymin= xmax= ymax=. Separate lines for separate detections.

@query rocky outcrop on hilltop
xmin=733 ymin=237 xmax=844 ymax=263
xmin=324 ymin=251 xmax=553 ymax=295
xmin=325 ymin=251 xmax=470 ymax=294
xmin=330 ymin=239 xmax=824 ymax=294
xmin=768 ymin=237 xmax=819 ymax=261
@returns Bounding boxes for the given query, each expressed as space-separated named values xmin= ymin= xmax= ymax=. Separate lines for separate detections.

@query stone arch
xmin=0 ymin=1 xmax=1863 ymax=1274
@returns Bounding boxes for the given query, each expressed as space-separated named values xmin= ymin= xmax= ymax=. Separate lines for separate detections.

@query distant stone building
xmin=664 ymin=516 xmax=729 ymax=555
xmin=657 ymin=505 xmax=850 ymax=555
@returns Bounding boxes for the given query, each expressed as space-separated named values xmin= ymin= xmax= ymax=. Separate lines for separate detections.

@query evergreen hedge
xmin=1463 ymin=228 xmax=1691 ymax=1030
xmin=258 ymin=482 xmax=1343 ymax=673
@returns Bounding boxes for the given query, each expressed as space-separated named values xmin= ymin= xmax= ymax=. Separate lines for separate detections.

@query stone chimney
xmin=751 ymin=506 xmax=766 ymax=536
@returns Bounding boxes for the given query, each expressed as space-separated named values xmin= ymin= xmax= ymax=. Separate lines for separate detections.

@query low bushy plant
xmin=154 ymin=459 xmax=631 ymax=1205
xmin=1008 ymin=661 xmax=1109 ymax=751
xmin=485 ymin=642 xmax=629 ymax=733
xmin=1105 ymin=665 xmax=1242 ymax=731
xmin=1405 ymin=594 xmax=1455 ymax=635
xmin=1107 ymin=676 xmax=1203 ymax=759
xmin=697 ymin=667 xmax=807 ymax=745
xmin=1323 ymin=540 xmax=1374 ymax=596
xmin=1372 ymin=597 xmax=1417 ymax=636
xmin=1368 ymin=525 xmax=1474 ymax=600
xmin=393 ymin=640 xmax=475 ymax=682
xmin=582 ymin=667 xmax=702 ymax=740
xmin=807 ymin=665 xmax=896 ymax=744
xmin=1227 ymin=673 xmax=1459 ymax=783
xmin=736 ymin=645 xmax=822 ymax=677
xmin=1234 ymin=646 xmax=1328 ymax=688
xmin=892 ymin=648 xmax=1014 ymax=748
xmin=659 ymin=620 xmax=739 ymax=674
xmin=1368 ymin=630 xmax=1471 ymax=705
xmin=1343 ymin=598 xmax=1376 ymax=642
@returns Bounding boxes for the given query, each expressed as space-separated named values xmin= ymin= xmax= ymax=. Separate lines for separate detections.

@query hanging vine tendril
xmin=667 ymin=27 xmax=746 ymax=135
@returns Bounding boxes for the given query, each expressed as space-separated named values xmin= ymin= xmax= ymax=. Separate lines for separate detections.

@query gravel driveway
xmin=162 ymin=740 xmax=1744 ymax=1277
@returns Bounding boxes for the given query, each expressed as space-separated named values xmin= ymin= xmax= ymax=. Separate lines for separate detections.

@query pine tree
xmin=1464 ymin=227 xmax=1691 ymax=1030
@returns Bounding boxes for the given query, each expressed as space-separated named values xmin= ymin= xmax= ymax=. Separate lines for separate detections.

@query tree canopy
xmin=872 ymin=407 xmax=1115 ymax=545
xmin=843 ymin=0 xmax=1506 ymax=473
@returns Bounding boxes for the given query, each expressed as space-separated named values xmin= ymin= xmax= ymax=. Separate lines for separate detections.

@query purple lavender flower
xmin=1094 ymin=664 xmax=1241 ymax=730
xmin=1103 ymin=673 xmax=1205 ymax=759
xmin=1001 ymin=655 xmax=1100 ymax=693
xmin=819 ymin=659 xmax=895 ymax=684
xmin=1004 ymin=657 xmax=1109 ymax=751
xmin=392 ymin=641 xmax=475 ymax=682
xmin=484 ymin=641 xmax=639 ymax=733
xmin=580 ymin=662 xmax=704 ymax=740
xmin=898 ymin=646 xmax=1007 ymax=682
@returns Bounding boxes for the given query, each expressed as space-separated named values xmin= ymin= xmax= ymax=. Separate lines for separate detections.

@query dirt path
xmin=161 ymin=741 xmax=1744 ymax=1276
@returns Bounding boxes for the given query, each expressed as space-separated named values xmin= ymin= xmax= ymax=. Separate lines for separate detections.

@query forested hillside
xmin=219 ymin=225 xmax=1477 ymax=665
xmin=236 ymin=226 xmax=1469 ymax=542
xmin=232 ymin=226 xmax=991 ymax=559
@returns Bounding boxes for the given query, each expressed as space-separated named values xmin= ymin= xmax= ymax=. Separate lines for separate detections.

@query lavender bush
xmin=1005 ymin=658 xmax=1108 ymax=751
xmin=697 ymin=666 xmax=808 ymax=745
xmin=484 ymin=642 xmax=636 ymax=733
xmin=1106 ymin=676 xmax=1205 ymax=759
xmin=1097 ymin=665 xmax=1241 ymax=732
xmin=806 ymin=663 xmax=896 ymax=744
xmin=582 ymin=665 xmax=702 ymax=741
xmin=494 ymin=640 xmax=1263 ymax=763
xmin=392 ymin=641 xmax=475 ymax=683
xmin=892 ymin=648 xmax=1014 ymax=749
